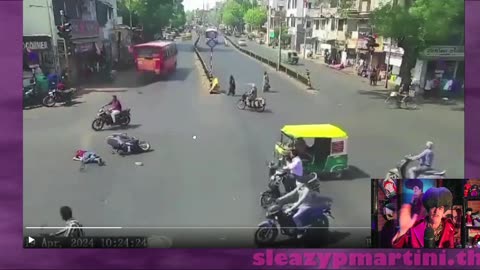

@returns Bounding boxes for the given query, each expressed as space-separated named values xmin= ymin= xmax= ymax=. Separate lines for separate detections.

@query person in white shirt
xmin=283 ymin=149 xmax=303 ymax=192
xmin=424 ymin=77 xmax=433 ymax=98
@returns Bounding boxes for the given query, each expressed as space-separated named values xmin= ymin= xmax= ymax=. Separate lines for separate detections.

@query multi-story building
xmin=23 ymin=0 xmax=59 ymax=72
xmin=265 ymin=0 xmax=286 ymax=46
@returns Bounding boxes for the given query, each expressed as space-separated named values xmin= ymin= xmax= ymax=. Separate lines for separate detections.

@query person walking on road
xmin=50 ymin=206 xmax=85 ymax=237
xmin=263 ymin=71 xmax=270 ymax=92
xmin=228 ymin=75 xmax=236 ymax=96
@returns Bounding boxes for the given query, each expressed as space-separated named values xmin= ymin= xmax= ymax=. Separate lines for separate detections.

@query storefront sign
xmin=74 ymin=43 xmax=94 ymax=53
xmin=423 ymin=46 xmax=464 ymax=58
xmin=71 ymin=19 xmax=100 ymax=39
xmin=23 ymin=36 xmax=51 ymax=51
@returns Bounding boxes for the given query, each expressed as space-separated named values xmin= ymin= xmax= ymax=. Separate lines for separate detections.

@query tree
xmin=222 ymin=0 xmax=245 ymax=29
xmin=371 ymin=0 xmax=464 ymax=91
xmin=243 ymin=7 xmax=267 ymax=30
xmin=117 ymin=0 xmax=141 ymax=27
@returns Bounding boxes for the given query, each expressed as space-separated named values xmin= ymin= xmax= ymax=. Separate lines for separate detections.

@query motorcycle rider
xmin=106 ymin=95 xmax=122 ymax=124
xmin=282 ymin=149 xmax=303 ymax=193
xmin=408 ymin=141 xmax=435 ymax=178
xmin=246 ymin=83 xmax=258 ymax=106
xmin=278 ymin=174 xmax=323 ymax=239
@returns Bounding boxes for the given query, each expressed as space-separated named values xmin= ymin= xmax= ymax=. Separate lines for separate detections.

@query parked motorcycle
xmin=106 ymin=133 xmax=151 ymax=155
xmin=42 ymin=88 xmax=75 ymax=107
xmin=254 ymin=183 xmax=333 ymax=246
xmin=385 ymin=155 xmax=446 ymax=180
xmin=91 ymin=106 xmax=131 ymax=131
xmin=236 ymin=92 xmax=266 ymax=112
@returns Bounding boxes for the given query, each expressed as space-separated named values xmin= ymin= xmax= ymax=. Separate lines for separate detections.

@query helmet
xmin=426 ymin=141 xmax=434 ymax=149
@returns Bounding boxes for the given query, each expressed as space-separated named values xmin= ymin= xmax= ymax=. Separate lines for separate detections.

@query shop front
xmin=23 ymin=35 xmax=56 ymax=72
xmin=68 ymin=19 xmax=101 ymax=84
xmin=383 ymin=42 xmax=404 ymax=84
xmin=418 ymin=46 xmax=464 ymax=96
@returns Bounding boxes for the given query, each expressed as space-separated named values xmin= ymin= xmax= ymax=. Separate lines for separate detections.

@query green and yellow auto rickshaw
xmin=282 ymin=50 xmax=299 ymax=65
xmin=271 ymin=124 xmax=349 ymax=179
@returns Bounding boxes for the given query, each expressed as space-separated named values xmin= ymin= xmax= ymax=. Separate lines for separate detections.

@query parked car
xmin=238 ymin=39 xmax=247 ymax=46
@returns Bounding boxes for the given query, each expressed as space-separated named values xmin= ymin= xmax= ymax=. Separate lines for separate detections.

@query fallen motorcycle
xmin=106 ymin=133 xmax=151 ymax=155
xmin=91 ymin=106 xmax=131 ymax=131
xmin=236 ymin=92 xmax=266 ymax=112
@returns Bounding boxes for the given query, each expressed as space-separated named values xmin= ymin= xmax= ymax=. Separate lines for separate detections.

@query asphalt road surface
xmin=23 ymin=38 xmax=463 ymax=249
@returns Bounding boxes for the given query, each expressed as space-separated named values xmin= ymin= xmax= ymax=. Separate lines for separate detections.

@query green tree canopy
xmin=243 ymin=7 xmax=267 ymax=29
xmin=222 ymin=0 xmax=245 ymax=28
xmin=371 ymin=0 xmax=464 ymax=90
xmin=128 ymin=0 xmax=186 ymax=40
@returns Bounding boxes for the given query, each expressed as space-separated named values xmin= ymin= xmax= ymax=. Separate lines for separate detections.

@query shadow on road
xmin=23 ymin=104 xmax=43 ymax=110
xmin=170 ymin=68 xmax=192 ymax=81
xmin=357 ymin=89 xmax=388 ymax=100
xmin=63 ymin=100 xmax=84 ymax=107
xmin=451 ymin=107 xmax=464 ymax=111
xmin=96 ymin=124 xmax=143 ymax=132
xmin=76 ymin=88 xmax=129 ymax=99
xmin=256 ymin=230 xmax=352 ymax=248
xmin=344 ymin=165 xmax=371 ymax=180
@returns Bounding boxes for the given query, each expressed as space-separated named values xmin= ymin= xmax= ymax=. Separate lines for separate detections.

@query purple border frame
xmin=1 ymin=1 xmax=477 ymax=269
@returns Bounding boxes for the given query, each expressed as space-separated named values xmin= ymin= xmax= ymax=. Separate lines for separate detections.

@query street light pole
xmin=277 ymin=19 xmax=282 ymax=71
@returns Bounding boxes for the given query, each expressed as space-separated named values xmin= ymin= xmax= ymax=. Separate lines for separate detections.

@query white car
xmin=238 ymin=39 xmax=247 ymax=46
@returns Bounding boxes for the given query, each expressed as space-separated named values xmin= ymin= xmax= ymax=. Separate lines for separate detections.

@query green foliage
xmin=243 ymin=7 xmax=267 ymax=29
xmin=126 ymin=0 xmax=186 ymax=40
xmin=370 ymin=0 xmax=464 ymax=88
xmin=222 ymin=0 xmax=245 ymax=27
xmin=117 ymin=0 xmax=140 ymax=26
xmin=371 ymin=0 xmax=464 ymax=50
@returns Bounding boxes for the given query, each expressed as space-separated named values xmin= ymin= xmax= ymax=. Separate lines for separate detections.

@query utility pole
xmin=303 ymin=1 xmax=308 ymax=59
xmin=59 ymin=10 xmax=69 ymax=68
xmin=385 ymin=38 xmax=392 ymax=88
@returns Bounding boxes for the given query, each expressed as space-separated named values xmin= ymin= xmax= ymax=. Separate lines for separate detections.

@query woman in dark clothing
xmin=228 ymin=75 xmax=236 ymax=96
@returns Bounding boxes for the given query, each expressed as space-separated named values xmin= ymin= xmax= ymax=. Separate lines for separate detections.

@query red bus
xmin=133 ymin=41 xmax=177 ymax=78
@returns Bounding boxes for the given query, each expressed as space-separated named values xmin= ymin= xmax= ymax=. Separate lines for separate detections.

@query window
xmin=314 ymin=20 xmax=320 ymax=30
xmin=331 ymin=141 xmax=344 ymax=154
xmin=338 ymin=19 xmax=345 ymax=31
xmin=321 ymin=20 xmax=326 ymax=30
xmin=306 ymin=21 xmax=311 ymax=28
xmin=331 ymin=19 xmax=336 ymax=31
xmin=291 ymin=18 xmax=296 ymax=27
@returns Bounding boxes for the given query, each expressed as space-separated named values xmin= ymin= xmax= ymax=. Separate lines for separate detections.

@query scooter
xmin=254 ymin=174 xmax=334 ymax=247
xmin=106 ymin=133 xmax=151 ymax=155
xmin=260 ymin=162 xmax=290 ymax=209
xmin=385 ymin=155 xmax=446 ymax=179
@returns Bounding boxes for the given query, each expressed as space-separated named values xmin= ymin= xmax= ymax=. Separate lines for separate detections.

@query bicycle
xmin=385 ymin=89 xmax=418 ymax=110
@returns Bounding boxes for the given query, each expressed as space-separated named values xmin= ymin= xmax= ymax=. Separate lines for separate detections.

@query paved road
xmin=23 ymin=42 xmax=269 ymax=248
xmin=197 ymin=33 xmax=464 ymax=245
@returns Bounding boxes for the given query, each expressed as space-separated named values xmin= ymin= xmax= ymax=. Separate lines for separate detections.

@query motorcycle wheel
xmin=403 ymin=99 xmax=418 ymax=110
xmin=91 ymin=118 xmax=105 ymax=131
xmin=385 ymin=97 xmax=399 ymax=109
xmin=120 ymin=115 xmax=131 ymax=126
xmin=236 ymin=99 xmax=246 ymax=110
xmin=254 ymin=223 xmax=278 ymax=246
xmin=42 ymin=96 xmax=56 ymax=107
xmin=138 ymin=141 xmax=151 ymax=152
xmin=255 ymin=103 xmax=266 ymax=112
xmin=260 ymin=191 xmax=276 ymax=209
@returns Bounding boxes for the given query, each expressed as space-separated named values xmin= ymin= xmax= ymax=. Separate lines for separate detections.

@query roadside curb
xmin=223 ymin=35 xmax=315 ymax=91
xmin=193 ymin=35 xmax=222 ymax=95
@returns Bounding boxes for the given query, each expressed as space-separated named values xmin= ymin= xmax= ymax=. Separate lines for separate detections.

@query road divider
xmin=194 ymin=34 xmax=223 ymax=95
xmin=223 ymin=35 xmax=315 ymax=90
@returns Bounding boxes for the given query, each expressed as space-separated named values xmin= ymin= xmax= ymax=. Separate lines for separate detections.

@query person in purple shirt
xmin=408 ymin=141 xmax=434 ymax=178
xmin=106 ymin=95 xmax=122 ymax=123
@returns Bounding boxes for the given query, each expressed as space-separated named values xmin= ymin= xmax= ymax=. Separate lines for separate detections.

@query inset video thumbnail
xmin=371 ymin=179 xmax=466 ymax=248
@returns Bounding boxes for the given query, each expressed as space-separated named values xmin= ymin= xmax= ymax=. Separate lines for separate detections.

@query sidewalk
xmin=226 ymin=35 xmax=394 ymax=92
